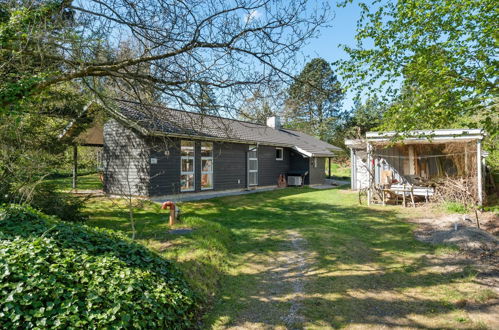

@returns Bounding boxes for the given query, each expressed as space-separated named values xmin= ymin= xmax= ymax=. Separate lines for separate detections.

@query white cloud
xmin=244 ymin=9 xmax=262 ymax=24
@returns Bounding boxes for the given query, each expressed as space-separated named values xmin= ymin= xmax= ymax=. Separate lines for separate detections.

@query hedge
xmin=0 ymin=204 xmax=197 ymax=329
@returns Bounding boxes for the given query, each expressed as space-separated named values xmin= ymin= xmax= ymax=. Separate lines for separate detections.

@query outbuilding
xmin=346 ymin=129 xmax=486 ymax=206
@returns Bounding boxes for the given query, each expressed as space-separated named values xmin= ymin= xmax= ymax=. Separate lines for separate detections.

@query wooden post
xmin=351 ymin=148 xmax=355 ymax=190
xmin=328 ymin=157 xmax=332 ymax=179
xmin=402 ymin=184 xmax=406 ymax=207
xmin=72 ymin=145 xmax=78 ymax=190
xmin=464 ymin=143 xmax=469 ymax=175
xmin=408 ymin=146 xmax=415 ymax=175
xmin=169 ymin=207 xmax=175 ymax=226
xmin=410 ymin=186 xmax=415 ymax=208
xmin=367 ymin=143 xmax=372 ymax=206
xmin=477 ymin=140 xmax=482 ymax=206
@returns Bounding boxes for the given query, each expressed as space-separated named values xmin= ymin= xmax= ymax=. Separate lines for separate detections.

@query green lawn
xmin=326 ymin=163 xmax=350 ymax=179
xmin=83 ymin=187 xmax=496 ymax=329
xmin=47 ymin=172 xmax=103 ymax=191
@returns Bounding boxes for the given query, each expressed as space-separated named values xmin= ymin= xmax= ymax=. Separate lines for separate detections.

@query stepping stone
xmin=168 ymin=228 xmax=193 ymax=235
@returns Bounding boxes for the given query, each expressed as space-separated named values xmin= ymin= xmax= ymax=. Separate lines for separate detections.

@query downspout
xmin=328 ymin=157 xmax=332 ymax=179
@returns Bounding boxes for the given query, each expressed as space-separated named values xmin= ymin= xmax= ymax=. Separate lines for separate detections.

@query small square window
xmin=202 ymin=159 xmax=212 ymax=172
xmin=180 ymin=174 xmax=194 ymax=191
xmin=201 ymin=142 xmax=213 ymax=157
xmin=181 ymin=140 xmax=194 ymax=156
xmin=276 ymin=148 xmax=283 ymax=161
xmin=201 ymin=173 xmax=213 ymax=189
xmin=181 ymin=158 xmax=194 ymax=172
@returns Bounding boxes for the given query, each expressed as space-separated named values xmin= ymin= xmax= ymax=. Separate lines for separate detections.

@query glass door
xmin=248 ymin=146 xmax=258 ymax=186
xmin=201 ymin=142 xmax=213 ymax=190
xmin=180 ymin=140 xmax=195 ymax=192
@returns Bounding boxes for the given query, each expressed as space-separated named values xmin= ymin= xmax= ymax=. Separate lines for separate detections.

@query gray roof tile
xmin=117 ymin=100 xmax=340 ymax=157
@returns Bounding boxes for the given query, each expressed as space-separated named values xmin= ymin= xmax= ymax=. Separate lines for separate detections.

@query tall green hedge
xmin=0 ymin=205 xmax=197 ymax=328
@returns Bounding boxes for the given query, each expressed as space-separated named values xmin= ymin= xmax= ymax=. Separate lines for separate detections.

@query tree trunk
xmin=129 ymin=198 xmax=136 ymax=240
xmin=72 ymin=145 xmax=78 ymax=189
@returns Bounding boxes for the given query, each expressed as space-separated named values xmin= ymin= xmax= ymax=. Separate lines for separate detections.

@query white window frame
xmin=180 ymin=140 xmax=195 ymax=192
xmin=313 ymin=157 xmax=318 ymax=168
xmin=276 ymin=147 xmax=283 ymax=161
xmin=201 ymin=142 xmax=214 ymax=190
xmin=248 ymin=145 xmax=258 ymax=186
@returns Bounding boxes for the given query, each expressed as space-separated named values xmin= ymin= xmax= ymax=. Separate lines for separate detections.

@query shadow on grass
xmin=46 ymin=173 xmax=103 ymax=191
xmin=84 ymin=187 xmax=487 ymax=328
xmin=179 ymin=188 xmax=482 ymax=328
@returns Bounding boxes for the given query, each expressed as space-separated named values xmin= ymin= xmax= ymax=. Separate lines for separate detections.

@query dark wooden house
xmin=102 ymin=100 xmax=340 ymax=197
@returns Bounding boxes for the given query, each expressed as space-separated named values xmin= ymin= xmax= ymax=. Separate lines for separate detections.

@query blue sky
xmin=300 ymin=2 xmax=363 ymax=111
xmin=74 ymin=0 xmax=364 ymax=113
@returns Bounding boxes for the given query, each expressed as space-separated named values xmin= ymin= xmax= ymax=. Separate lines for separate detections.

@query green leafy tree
xmin=0 ymin=1 xmax=84 ymax=113
xmin=285 ymin=58 xmax=344 ymax=140
xmin=345 ymin=97 xmax=385 ymax=137
xmin=331 ymin=96 xmax=386 ymax=151
xmin=337 ymin=0 xmax=498 ymax=135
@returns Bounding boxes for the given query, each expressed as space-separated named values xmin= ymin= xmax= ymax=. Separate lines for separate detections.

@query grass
xmin=82 ymin=187 xmax=496 ymax=329
xmin=443 ymin=201 xmax=470 ymax=214
xmin=47 ymin=172 xmax=103 ymax=191
xmin=326 ymin=163 xmax=350 ymax=180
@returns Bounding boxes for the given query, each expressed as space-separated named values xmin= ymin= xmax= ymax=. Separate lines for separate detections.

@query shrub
xmin=30 ymin=184 xmax=88 ymax=222
xmin=0 ymin=183 xmax=88 ymax=223
xmin=0 ymin=205 xmax=197 ymax=329
xmin=443 ymin=201 xmax=469 ymax=214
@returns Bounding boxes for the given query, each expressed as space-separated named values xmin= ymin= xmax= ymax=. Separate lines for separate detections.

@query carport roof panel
xmin=366 ymin=129 xmax=485 ymax=144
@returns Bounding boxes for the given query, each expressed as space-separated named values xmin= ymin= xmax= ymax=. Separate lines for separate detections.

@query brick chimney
xmin=266 ymin=116 xmax=281 ymax=129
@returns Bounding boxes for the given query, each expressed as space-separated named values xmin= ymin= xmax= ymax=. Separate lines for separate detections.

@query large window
xmin=180 ymin=140 xmax=195 ymax=192
xmin=201 ymin=142 xmax=213 ymax=190
xmin=248 ymin=145 xmax=258 ymax=186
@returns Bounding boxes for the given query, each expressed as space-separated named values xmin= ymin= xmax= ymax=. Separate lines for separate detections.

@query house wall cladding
xmin=149 ymin=138 xmax=181 ymax=196
xmin=257 ymin=145 xmax=290 ymax=186
xmin=309 ymin=157 xmax=326 ymax=185
xmin=212 ymin=142 xmax=248 ymax=191
xmin=149 ymin=139 xmax=250 ymax=196
xmin=103 ymin=119 xmax=150 ymax=196
xmin=148 ymin=140 xmax=294 ymax=196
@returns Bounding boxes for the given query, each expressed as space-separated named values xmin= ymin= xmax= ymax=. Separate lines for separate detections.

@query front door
xmin=248 ymin=146 xmax=258 ymax=187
